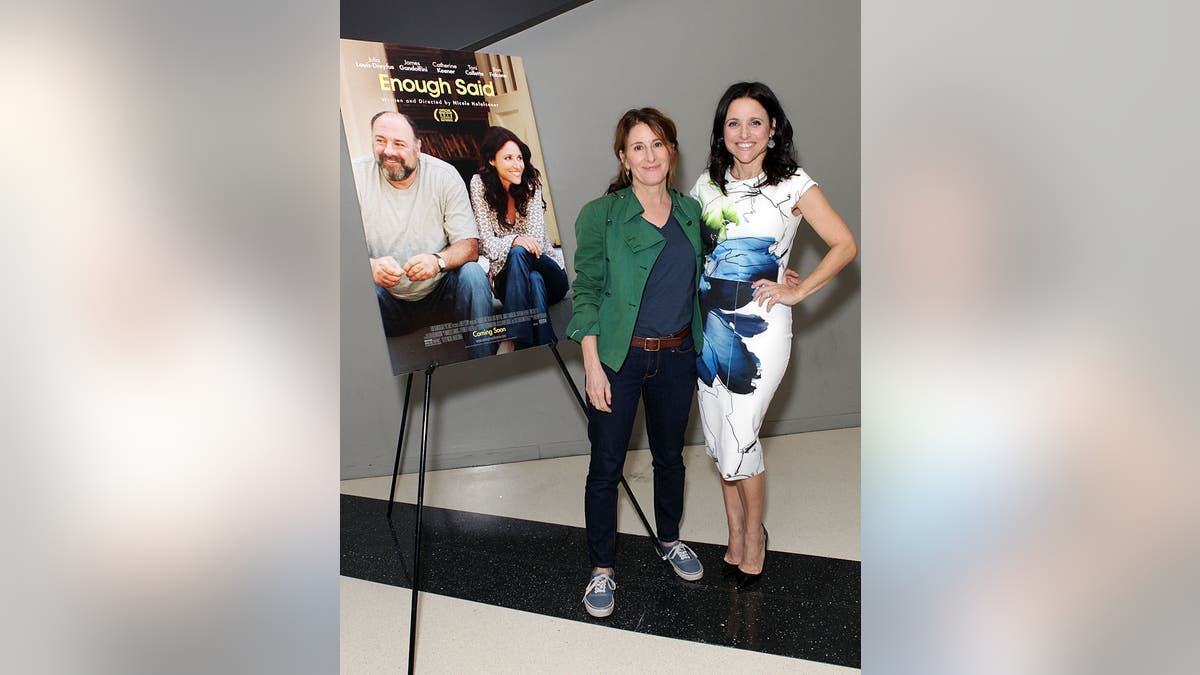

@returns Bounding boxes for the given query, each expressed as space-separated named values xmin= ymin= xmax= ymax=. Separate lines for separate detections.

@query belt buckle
xmin=643 ymin=336 xmax=661 ymax=352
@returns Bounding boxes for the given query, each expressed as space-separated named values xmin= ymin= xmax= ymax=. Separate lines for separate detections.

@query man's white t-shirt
xmin=353 ymin=153 xmax=478 ymax=301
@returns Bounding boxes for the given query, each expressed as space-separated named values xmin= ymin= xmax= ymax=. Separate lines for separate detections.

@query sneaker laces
xmin=665 ymin=543 xmax=692 ymax=562
xmin=585 ymin=573 xmax=615 ymax=597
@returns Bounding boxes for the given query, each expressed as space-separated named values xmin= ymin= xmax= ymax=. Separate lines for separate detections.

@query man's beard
xmin=377 ymin=153 xmax=414 ymax=182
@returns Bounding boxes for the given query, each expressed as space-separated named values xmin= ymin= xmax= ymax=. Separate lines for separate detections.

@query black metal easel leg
xmin=407 ymin=362 xmax=436 ymax=675
xmin=548 ymin=342 xmax=664 ymax=559
xmin=386 ymin=372 xmax=415 ymax=520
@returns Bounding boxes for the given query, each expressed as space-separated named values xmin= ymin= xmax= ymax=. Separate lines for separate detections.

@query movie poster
xmin=340 ymin=39 xmax=571 ymax=376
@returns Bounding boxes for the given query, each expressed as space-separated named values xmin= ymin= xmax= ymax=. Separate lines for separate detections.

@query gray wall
xmin=342 ymin=0 xmax=860 ymax=478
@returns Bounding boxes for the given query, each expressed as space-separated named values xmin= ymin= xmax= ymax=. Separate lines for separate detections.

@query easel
xmin=384 ymin=341 xmax=663 ymax=674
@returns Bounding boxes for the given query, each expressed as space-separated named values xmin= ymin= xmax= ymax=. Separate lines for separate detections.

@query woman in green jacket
xmin=566 ymin=108 xmax=706 ymax=618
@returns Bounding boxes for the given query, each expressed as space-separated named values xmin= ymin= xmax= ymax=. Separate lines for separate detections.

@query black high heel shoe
xmin=736 ymin=526 xmax=769 ymax=590
xmin=721 ymin=559 xmax=740 ymax=578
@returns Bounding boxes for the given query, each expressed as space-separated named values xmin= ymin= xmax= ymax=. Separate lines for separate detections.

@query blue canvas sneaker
xmin=582 ymin=571 xmax=616 ymax=617
xmin=661 ymin=541 xmax=704 ymax=581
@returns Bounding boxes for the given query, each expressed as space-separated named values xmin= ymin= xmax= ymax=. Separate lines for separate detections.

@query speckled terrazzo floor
xmin=341 ymin=427 xmax=860 ymax=674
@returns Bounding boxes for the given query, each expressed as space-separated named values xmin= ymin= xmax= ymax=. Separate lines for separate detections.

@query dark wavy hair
xmin=706 ymin=82 xmax=800 ymax=194
xmin=476 ymin=126 xmax=542 ymax=223
xmin=605 ymin=107 xmax=679 ymax=194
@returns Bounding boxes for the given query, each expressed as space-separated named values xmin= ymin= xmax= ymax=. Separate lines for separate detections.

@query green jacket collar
xmin=609 ymin=186 xmax=698 ymax=252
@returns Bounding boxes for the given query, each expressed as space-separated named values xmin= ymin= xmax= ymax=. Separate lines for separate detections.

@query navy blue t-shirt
xmin=633 ymin=213 xmax=696 ymax=337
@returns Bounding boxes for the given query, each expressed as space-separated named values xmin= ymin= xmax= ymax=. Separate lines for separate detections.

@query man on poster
xmin=354 ymin=111 xmax=494 ymax=360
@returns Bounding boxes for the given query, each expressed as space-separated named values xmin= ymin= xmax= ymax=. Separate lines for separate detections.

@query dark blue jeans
xmin=375 ymin=261 xmax=495 ymax=359
xmin=584 ymin=337 xmax=697 ymax=568
xmin=493 ymin=247 xmax=569 ymax=347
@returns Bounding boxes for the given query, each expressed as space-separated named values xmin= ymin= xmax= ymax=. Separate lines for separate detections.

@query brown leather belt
xmin=630 ymin=325 xmax=691 ymax=352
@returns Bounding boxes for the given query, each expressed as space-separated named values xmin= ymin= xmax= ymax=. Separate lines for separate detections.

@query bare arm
xmin=753 ymin=186 xmax=858 ymax=310
xmin=403 ymin=170 xmax=482 ymax=280
xmin=439 ymin=236 xmax=479 ymax=269
xmin=400 ymin=172 xmax=484 ymax=280
xmin=401 ymin=237 xmax=479 ymax=282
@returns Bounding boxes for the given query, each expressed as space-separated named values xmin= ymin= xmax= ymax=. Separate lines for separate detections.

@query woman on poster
xmin=567 ymin=108 xmax=706 ymax=618
xmin=692 ymin=82 xmax=857 ymax=589
xmin=469 ymin=126 xmax=567 ymax=351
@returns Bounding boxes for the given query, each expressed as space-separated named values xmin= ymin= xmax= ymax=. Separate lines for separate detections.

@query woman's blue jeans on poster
xmin=583 ymin=338 xmax=696 ymax=568
xmin=494 ymin=246 xmax=568 ymax=348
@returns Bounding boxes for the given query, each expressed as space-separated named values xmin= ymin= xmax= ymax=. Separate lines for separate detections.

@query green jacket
xmin=566 ymin=186 xmax=705 ymax=371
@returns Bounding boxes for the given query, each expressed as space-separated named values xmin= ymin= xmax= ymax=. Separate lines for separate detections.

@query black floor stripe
xmin=341 ymin=494 xmax=860 ymax=668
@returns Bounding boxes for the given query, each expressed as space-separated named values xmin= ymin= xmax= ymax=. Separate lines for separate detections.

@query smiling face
xmin=723 ymin=97 xmax=775 ymax=176
xmin=490 ymin=140 xmax=525 ymax=190
xmin=619 ymin=122 xmax=672 ymax=190
xmin=371 ymin=113 xmax=421 ymax=187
